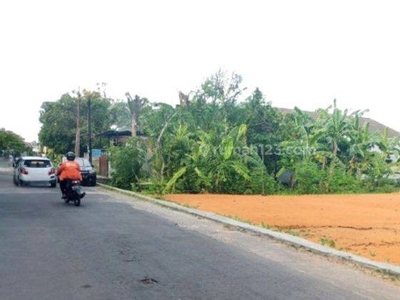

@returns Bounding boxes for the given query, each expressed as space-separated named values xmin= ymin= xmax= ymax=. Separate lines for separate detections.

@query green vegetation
xmin=261 ymin=222 xmax=271 ymax=229
xmin=39 ymin=90 xmax=113 ymax=156
xmin=0 ymin=129 xmax=31 ymax=157
xmin=321 ymin=236 xmax=336 ymax=248
xmin=38 ymin=69 xmax=400 ymax=195
xmin=283 ymin=229 xmax=301 ymax=237
xmin=369 ymin=249 xmax=377 ymax=257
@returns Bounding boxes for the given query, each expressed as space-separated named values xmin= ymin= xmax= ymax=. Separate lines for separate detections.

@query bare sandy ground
xmin=164 ymin=193 xmax=400 ymax=266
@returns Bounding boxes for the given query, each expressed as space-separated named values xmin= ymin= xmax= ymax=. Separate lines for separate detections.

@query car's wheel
xmin=50 ymin=182 xmax=57 ymax=188
xmin=18 ymin=178 xmax=23 ymax=187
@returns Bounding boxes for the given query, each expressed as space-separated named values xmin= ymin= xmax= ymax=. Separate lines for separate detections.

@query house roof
xmin=359 ymin=117 xmax=399 ymax=138
xmin=95 ymin=130 xmax=146 ymax=138
xmin=277 ymin=107 xmax=400 ymax=138
xmin=96 ymin=130 xmax=132 ymax=138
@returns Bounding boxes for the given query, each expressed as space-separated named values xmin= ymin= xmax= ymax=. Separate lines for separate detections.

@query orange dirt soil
xmin=164 ymin=193 xmax=400 ymax=266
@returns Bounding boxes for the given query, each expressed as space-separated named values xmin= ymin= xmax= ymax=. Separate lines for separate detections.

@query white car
xmin=13 ymin=156 xmax=57 ymax=187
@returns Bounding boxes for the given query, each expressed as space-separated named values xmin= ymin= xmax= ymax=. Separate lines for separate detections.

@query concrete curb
xmin=98 ymin=183 xmax=400 ymax=277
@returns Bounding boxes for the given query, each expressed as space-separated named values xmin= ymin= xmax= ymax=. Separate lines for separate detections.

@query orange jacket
xmin=57 ymin=161 xmax=82 ymax=181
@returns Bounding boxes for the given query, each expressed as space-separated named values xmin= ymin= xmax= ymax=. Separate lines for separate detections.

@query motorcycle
xmin=63 ymin=179 xmax=85 ymax=206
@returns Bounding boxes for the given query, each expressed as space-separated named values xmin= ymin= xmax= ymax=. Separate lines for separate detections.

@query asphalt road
xmin=1 ymin=163 xmax=400 ymax=300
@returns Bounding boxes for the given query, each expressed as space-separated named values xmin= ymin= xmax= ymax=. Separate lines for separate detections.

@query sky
xmin=1 ymin=0 xmax=400 ymax=142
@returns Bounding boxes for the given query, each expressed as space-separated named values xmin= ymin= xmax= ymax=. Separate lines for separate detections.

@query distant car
xmin=13 ymin=156 xmax=57 ymax=187
xmin=61 ymin=156 xmax=97 ymax=186
xmin=75 ymin=157 xmax=97 ymax=186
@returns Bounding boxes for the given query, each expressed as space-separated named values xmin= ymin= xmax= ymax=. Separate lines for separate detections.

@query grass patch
xmin=224 ymin=215 xmax=254 ymax=225
xmin=178 ymin=202 xmax=199 ymax=209
xmin=321 ymin=236 xmax=336 ymax=248
xmin=284 ymin=229 xmax=300 ymax=236
xmin=260 ymin=222 xmax=271 ymax=229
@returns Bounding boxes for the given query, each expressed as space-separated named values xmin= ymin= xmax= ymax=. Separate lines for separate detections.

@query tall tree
xmin=242 ymin=88 xmax=282 ymax=176
xmin=108 ymin=99 xmax=131 ymax=130
xmin=0 ymin=129 xmax=30 ymax=156
xmin=39 ymin=94 xmax=77 ymax=154
xmin=73 ymin=89 xmax=82 ymax=156
xmin=39 ymin=91 xmax=112 ymax=155
xmin=125 ymin=92 xmax=148 ymax=136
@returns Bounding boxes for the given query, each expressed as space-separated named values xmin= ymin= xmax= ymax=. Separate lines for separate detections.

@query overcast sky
xmin=1 ymin=0 xmax=400 ymax=142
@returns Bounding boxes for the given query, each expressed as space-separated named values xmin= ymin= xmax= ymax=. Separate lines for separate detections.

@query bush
xmin=108 ymin=138 xmax=148 ymax=190
xmin=324 ymin=168 xmax=363 ymax=194
xmin=293 ymin=161 xmax=323 ymax=194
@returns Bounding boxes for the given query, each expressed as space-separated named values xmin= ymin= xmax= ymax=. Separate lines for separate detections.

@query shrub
xmin=108 ymin=138 xmax=148 ymax=190
xmin=293 ymin=161 xmax=323 ymax=194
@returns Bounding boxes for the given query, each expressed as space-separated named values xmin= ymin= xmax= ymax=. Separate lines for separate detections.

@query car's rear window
xmin=24 ymin=160 xmax=51 ymax=168
xmin=75 ymin=158 xmax=91 ymax=167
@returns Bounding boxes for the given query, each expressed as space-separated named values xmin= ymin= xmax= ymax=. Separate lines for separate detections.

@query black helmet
xmin=66 ymin=151 xmax=76 ymax=161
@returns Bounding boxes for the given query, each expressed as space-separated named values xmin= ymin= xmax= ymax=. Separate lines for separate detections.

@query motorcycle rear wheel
xmin=74 ymin=197 xmax=81 ymax=206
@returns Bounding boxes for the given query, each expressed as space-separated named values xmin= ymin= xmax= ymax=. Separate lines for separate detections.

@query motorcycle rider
xmin=57 ymin=151 xmax=85 ymax=199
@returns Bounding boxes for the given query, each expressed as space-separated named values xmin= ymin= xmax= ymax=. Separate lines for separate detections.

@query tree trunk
xmin=74 ymin=93 xmax=81 ymax=156
xmin=131 ymin=116 xmax=137 ymax=137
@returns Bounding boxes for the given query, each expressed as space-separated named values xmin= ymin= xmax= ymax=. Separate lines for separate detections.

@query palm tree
xmin=125 ymin=92 xmax=148 ymax=137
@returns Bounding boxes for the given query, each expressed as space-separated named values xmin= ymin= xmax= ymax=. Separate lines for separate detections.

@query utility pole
xmin=88 ymin=95 xmax=92 ymax=164
xmin=74 ymin=89 xmax=81 ymax=156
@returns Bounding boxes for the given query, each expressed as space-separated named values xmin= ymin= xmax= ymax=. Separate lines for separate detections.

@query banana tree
xmin=366 ymin=128 xmax=400 ymax=185
xmin=170 ymin=124 xmax=251 ymax=193
xmin=346 ymin=112 xmax=373 ymax=178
